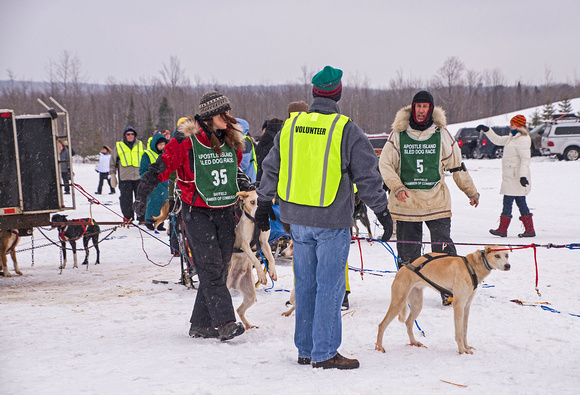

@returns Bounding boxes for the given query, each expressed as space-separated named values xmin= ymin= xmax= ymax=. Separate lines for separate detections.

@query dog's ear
xmin=236 ymin=191 xmax=248 ymax=198
xmin=484 ymin=245 xmax=492 ymax=254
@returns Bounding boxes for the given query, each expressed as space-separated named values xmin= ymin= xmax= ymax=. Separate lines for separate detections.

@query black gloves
xmin=520 ymin=177 xmax=529 ymax=187
xmin=133 ymin=198 xmax=146 ymax=218
xmin=255 ymin=200 xmax=277 ymax=232
xmin=375 ymin=208 xmax=393 ymax=242
xmin=475 ymin=124 xmax=489 ymax=133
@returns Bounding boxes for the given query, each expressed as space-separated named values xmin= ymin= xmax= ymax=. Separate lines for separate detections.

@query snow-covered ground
xmin=2 ymin=155 xmax=579 ymax=394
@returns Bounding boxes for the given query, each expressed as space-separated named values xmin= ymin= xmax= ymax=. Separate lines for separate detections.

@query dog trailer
xmin=0 ymin=97 xmax=75 ymax=233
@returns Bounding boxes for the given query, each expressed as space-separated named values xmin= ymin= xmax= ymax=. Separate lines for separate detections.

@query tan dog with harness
xmin=227 ymin=191 xmax=277 ymax=329
xmin=1 ymin=230 xmax=22 ymax=277
xmin=375 ymin=245 xmax=510 ymax=354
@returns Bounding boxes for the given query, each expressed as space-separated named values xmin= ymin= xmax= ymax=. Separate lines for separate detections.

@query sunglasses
xmin=126 ymin=133 xmax=135 ymax=136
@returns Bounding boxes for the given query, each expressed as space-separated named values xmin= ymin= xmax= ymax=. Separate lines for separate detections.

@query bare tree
xmin=437 ymin=57 xmax=465 ymax=97
xmin=436 ymin=57 xmax=465 ymax=122
xmin=160 ymin=56 xmax=190 ymax=127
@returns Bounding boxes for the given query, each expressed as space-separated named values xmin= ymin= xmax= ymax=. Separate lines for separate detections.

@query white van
xmin=540 ymin=115 xmax=580 ymax=161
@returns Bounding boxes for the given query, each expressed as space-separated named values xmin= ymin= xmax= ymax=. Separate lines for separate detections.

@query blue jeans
xmin=290 ymin=225 xmax=350 ymax=363
xmin=502 ymin=195 xmax=530 ymax=217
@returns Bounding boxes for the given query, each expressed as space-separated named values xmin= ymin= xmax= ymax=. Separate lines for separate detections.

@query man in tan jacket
xmin=379 ymin=91 xmax=480 ymax=304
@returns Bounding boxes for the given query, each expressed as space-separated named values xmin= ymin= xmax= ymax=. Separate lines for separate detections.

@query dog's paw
xmin=459 ymin=346 xmax=475 ymax=355
xmin=268 ymin=269 xmax=278 ymax=282
xmin=375 ymin=344 xmax=386 ymax=353
xmin=257 ymin=273 xmax=268 ymax=285
xmin=407 ymin=342 xmax=426 ymax=348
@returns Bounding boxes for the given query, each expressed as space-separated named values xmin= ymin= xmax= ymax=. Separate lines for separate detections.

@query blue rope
xmin=376 ymin=240 xmax=425 ymax=336
xmin=258 ymin=250 xmax=291 ymax=293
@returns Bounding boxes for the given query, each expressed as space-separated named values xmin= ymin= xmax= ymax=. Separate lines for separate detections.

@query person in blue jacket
xmin=236 ymin=118 xmax=257 ymax=183
xmin=139 ymin=132 xmax=168 ymax=230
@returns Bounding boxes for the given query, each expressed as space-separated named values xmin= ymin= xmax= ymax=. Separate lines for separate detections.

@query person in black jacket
xmin=255 ymin=118 xmax=283 ymax=183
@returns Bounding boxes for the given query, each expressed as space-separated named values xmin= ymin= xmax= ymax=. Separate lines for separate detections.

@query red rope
xmin=354 ymin=237 xmax=364 ymax=280
xmin=351 ymin=236 xmax=545 ymax=297
xmin=73 ymin=183 xmax=130 ymax=224
xmin=489 ymin=244 xmax=541 ymax=296
xmin=73 ymin=182 xmax=172 ymax=267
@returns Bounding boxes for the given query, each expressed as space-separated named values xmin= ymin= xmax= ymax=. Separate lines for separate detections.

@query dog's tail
xmin=398 ymin=304 xmax=408 ymax=323
xmin=152 ymin=200 xmax=170 ymax=222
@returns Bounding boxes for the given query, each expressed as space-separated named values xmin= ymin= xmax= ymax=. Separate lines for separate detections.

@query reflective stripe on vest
xmin=144 ymin=148 xmax=158 ymax=164
xmin=399 ymin=129 xmax=441 ymax=190
xmin=244 ymin=135 xmax=258 ymax=173
xmin=116 ymin=141 xmax=144 ymax=167
xmin=277 ymin=112 xmax=349 ymax=207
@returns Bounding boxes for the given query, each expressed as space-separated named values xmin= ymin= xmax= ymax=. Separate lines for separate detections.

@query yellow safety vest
xmin=116 ymin=141 xmax=144 ymax=167
xmin=244 ymin=135 xmax=258 ymax=173
xmin=144 ymin=148 xmax=158 ymax=164
xmin=278 ymin=112 xmax=349 ymax=207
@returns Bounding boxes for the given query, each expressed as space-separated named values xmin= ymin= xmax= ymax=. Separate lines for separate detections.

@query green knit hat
xmin=312 ymin=66 xmax=343 ymax=101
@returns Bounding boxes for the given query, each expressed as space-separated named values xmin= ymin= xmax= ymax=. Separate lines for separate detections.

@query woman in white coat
xmin=476 ymin=115 xmax=535 ymax=237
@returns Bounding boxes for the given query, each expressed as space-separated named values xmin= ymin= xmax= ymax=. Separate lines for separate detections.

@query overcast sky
xmin=1 ymin=0 xmax=578 ymax=88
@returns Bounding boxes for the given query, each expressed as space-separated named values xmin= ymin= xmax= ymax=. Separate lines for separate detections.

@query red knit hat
xmin=510 ymin=114 xmax=526 ymax=128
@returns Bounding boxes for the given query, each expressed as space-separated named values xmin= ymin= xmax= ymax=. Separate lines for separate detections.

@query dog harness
xmin=404 ymin=253 xmax=479 ymax=298
xmin=232 ymin=210 xmax=262 ymax=254
xmin=58 ymin=220 xmax=88 ymax=242
xmin=6 ymin=230 xmax=19 ymax=254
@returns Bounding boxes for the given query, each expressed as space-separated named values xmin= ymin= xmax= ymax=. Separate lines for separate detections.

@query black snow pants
xmin=119 ymin=179 xmax=141 ymax=221
xmin=396 ymin=217 xmax=456 ymax=267
xmin=183 ymin=204 xmax=236 ymax=328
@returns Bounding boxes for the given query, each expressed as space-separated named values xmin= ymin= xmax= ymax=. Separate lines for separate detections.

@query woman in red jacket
xmin=135 ymin=91 xmax=250 ymax=341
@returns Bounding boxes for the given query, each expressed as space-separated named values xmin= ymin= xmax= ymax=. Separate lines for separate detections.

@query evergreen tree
xmin=145 ymin=107 xmax=154 ymax=135
xmin=529 ymin=109 xmax=542 ymax=127
xmin=541 ymin=98 xmax=554 ymax=120
xmin=156 ymin=96 xmax=173 ymax=131
xmin=558 ymin=96 xmax=573 ymax=114
xmin=127 ymin=95 xmax=136 ymax=127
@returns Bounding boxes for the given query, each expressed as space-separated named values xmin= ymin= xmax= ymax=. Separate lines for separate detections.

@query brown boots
xmin=490 ymin=213 xmax=536 ymax=237
xmin=490 ymin=214 xmax=511 ymax=237
xmin=518 ymin=214 xmax=536 ymax=237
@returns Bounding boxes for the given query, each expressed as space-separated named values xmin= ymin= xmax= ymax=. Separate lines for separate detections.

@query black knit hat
xmin=412 ymin=90 xmax=434 ymax=105
xmin=198 ymin=91 xmax=231 ymax=121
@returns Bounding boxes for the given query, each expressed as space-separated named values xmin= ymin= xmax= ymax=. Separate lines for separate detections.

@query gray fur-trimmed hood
xmin=391 ymin=105 xmax=447 ymax=133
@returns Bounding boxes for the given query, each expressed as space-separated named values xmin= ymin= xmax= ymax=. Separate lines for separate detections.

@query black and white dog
xmin=51 ymin=214 xmax=100 ymax=268
xmin=352 ymin=192 xmax=373 ymax=239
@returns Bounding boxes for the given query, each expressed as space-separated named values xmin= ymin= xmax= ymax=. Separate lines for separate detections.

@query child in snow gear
xmin=134 ymin=91 xmax=247 ymax=341
xmin=96 ymin=146 xmax=115 ymax=194
xmin=256 ymin=65 xmax=392 ymax=369
xmin=476 ymin=115 xmax=535 ymax=238
xmin=139 ymin=133 xmax=168 ymax=231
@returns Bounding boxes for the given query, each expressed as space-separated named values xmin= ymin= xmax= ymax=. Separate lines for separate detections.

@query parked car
xmin=367 ymin=134 xmax=390 ymax=156
xmin=455 ymin=127 xmax=481 ymax=158
xmin=529 ymin=124 xmax=547 ymax=157
xmin=477 ymin=126 xmax=511 ymax=158
xmin=540 ymin=114 xmax=580 ymax=161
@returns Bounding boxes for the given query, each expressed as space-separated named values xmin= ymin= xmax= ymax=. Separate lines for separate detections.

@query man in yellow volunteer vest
xmin=256 ymin=66 xmax=393 ymax=370
xmin=110 ymin=125 xmax=144 ymax=222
